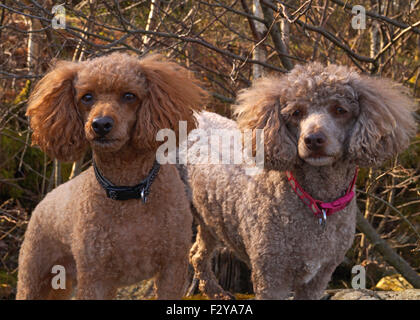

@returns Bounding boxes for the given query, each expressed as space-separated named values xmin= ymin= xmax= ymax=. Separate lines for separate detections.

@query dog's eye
xmin=292 ymin=109 xmax=302 ymax=117
xmin=122 ymin=92 xmax=136 ymax=102
xmin=334 ymin=105 xmax=348 ymax=115
xmin=81 ymin=93 xmax=94 ymax=105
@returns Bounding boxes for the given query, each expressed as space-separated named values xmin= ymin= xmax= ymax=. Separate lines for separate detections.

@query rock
xmin=376 ymin=289 xmax=420 ymax=300
xmin=329 ymin=289 xmax=382 ymax=300
xmin=329 ymin=289 xmax=420 ymax=300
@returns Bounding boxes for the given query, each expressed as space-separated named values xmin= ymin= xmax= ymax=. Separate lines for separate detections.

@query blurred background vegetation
xmin=0 ymin=0 xmax=419 ymax=299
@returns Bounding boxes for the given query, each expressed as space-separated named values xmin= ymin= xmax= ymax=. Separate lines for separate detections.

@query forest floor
xmin=114 ymin=280 xmax=420 ymax=300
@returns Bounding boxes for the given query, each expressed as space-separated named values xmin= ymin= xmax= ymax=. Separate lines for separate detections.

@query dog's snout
xmin=92 ymin=116 xmax=114 ymax=137
xmin=304 ymin=132 xmax=327 ymax=151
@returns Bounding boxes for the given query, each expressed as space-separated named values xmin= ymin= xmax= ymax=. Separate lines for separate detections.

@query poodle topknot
xmin=181 ymin=62 xmax=417 ymax=299
xmin=18 ymin=53 xmax=206 ymax=299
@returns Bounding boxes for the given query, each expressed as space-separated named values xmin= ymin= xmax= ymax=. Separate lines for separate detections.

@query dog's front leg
xmin=73 ymin=235 xmax=117 ymax=300
xmin=154 ymin=257 xmax=189 ymax=300
xmin=249 ymin=248 xmax=293 ymax=300
xmin=293 ymin=262 xmax=337 ymax=300
xmin=153 ymin=245 xmax=191 ymax=300
xmin=75 ymin=271 xmax=117 ymax=300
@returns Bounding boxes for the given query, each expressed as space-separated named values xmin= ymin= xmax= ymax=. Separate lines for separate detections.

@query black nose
xmin=304 ymin=132 xmax=327 ymax=151
xmin=92 ymin=116 xmax=114 ymax=137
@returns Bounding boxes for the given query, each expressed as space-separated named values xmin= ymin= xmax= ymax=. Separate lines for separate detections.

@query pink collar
xmin=285 ymin=168 xmax=358 ymax=226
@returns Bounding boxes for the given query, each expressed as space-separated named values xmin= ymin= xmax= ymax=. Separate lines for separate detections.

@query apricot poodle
xmin=181 ymin=63 xmax=417 ymax=299
xmin=17 ymin=53 xmax=205 ymax=299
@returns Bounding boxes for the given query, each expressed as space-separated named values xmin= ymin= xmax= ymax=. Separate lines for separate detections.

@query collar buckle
xmin=108 ymin=190 xmax=118 ymax=200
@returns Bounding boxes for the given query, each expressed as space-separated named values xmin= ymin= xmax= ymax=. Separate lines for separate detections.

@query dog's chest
xmin=238 ymin=178 xmax=358 ymax=263
xmin=274 ymin=186 xmax=358 ymax=266
xmin=79 ymin=196 xmax=169 ymax=281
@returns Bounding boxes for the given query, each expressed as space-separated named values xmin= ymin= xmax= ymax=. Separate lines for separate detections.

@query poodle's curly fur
xmin=181 ymin=63 xmax=417 ymax=299
xmin=17 ymin=53 xmax=206 ymax=299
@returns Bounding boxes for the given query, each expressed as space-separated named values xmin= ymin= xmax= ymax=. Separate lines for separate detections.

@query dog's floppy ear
xmin=234 ymin=76 xmax=297 ymax=170
xmin=26 ymin=61 xmax=87 ymax=162
xmin=348 ymin=75 xmax=417 ymax=167
xmin=133 ymin=54 xmax=207 ymax=151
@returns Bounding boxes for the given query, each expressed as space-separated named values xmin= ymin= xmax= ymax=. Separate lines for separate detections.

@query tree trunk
xmin=142 ymin=0 xmax=160 ymax=49
xmin=260 ymin=0 xmax=294 ymax=71
xmin=252 ymin=0 xmax=266 ymax=79
xmin=280 ymin=17 xmax=290 ymax=56
xmin=370 ymin=20 xmax=381 ymax=59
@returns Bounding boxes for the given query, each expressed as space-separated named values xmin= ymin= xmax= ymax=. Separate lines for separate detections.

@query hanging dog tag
xmin=140 ymin=189 xmax=147 ymax=203
xmin=319 ymin=209 xmax=327 ymax=228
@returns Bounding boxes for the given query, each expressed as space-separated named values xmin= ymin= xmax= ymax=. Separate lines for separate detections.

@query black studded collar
xmin=93 ymin=160 xmax=160 ymax=202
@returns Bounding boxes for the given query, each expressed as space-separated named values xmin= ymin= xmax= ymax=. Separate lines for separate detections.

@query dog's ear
xmin=348 ymin=75 xmax=417 ymax=167
xmin=234 ymin=77 xmax=297 ymax=170
xmin=26 ymin=61 xmax=87 ymax=162
xmin=133 ymin=54 xmax=207 ymax=151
